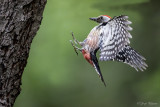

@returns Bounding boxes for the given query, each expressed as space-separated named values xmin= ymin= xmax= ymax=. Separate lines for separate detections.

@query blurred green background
xmin=14 ymin=0 xmax=160 ymax=107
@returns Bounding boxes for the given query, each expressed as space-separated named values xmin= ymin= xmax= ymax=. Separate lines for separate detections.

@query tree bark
xmin=0 ymin=0 xmax=47 ymax=107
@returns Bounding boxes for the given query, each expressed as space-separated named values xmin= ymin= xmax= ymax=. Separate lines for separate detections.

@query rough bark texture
xmin=0 ymin=0 xmax=47 ymax=107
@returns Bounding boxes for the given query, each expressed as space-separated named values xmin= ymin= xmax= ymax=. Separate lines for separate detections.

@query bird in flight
xmin=70 ymin=15 xmax=148 ymax=86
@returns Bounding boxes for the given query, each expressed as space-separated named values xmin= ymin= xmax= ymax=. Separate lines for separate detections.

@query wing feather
xmin=114 ymin=45 xmax=147 ymax=71
xmin=99 ymin=15 xmax=133 ymax=61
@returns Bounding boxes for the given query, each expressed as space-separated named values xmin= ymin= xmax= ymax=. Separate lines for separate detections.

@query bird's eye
xmin=100 ymin=17 xmax=103 ymax=19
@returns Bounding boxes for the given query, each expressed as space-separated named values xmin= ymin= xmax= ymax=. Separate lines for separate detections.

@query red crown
xmin=103 ymin=15 xmax=111 ymax=18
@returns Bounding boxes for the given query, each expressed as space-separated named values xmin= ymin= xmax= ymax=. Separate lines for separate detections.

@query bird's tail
xmin=90 ymin=52 xmax=106 ymax=86
xmin=115 ymin=45 xmax=148 ymax=71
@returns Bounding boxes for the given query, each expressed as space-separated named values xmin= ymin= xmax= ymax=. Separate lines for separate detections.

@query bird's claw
xmin=71 ymin=32 xmax=80 ymax=45
xmin=70 ymin=40 xmax=79 ymax=55
xmin=70 ymin=32 xmax=82 ymax=55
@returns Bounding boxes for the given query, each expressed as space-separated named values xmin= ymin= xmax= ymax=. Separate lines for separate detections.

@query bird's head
xmin=89 ymin=15 xmax=111 ymax=23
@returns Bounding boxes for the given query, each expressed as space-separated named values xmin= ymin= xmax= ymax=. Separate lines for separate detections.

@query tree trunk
xmin=0 ymin=0 xmax=47 ymax=107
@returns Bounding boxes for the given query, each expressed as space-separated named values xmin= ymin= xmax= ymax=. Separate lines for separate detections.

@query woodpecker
xmin=70 ymin=15 xmax=148 ymax=86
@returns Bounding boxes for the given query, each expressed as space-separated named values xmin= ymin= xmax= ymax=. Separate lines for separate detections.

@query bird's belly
xmin=85 ymin=36 xmax=99 ymax=52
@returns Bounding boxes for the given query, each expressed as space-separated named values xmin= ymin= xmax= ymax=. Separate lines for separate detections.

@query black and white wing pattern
xmin=99 ymin=15 xmax=132 ymax=61
xmin=114 ymin=45 xmax=148 ymax=71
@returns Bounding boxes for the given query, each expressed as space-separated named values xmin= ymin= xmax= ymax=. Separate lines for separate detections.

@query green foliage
xmin=15 ymin=0 xmax=160 ymax=107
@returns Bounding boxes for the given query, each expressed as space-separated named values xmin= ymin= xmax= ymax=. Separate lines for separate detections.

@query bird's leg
xmin=70 ymin=40 xmax=82 ymax=55
xmin=71 ymin=32 xmax=83 ymax=46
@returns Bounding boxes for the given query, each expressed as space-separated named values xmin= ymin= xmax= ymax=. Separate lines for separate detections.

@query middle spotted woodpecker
xmin=70 ymin=15 xmax=148 ymax=86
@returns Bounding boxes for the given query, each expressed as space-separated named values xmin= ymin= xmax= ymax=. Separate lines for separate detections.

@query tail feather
xmin=115 ymin=45 xmax=148 ymax=71
xmin=90 ymin=51 xmax=106 ymax=86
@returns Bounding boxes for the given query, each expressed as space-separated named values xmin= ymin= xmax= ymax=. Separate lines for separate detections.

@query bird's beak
xmin=89 ymin=17 xmax=98 ymax=22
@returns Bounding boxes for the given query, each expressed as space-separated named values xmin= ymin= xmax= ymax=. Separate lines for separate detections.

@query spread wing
xmin=99 ymin=15 xmax=133 ymax=61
